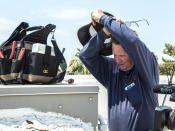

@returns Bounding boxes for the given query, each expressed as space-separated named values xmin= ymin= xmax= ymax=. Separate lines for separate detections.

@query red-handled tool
xmin=0 ymin=50 xmax=4 ymax=58
xmin=17 ymin=48 xmax=25 ymax=60
xmin=9 ymin=41 xmax=16 ymax=59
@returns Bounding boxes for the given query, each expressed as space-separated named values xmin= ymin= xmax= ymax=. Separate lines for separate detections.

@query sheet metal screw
xmin=89 ymin=97 xmax=93 ymax=101
xmin=58 ymin=105 xmax=63 ymax=109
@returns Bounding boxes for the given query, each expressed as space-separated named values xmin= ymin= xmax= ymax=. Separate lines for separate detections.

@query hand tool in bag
xmin=17 ymin=48 xmax=26 ymax=60
xmin=9 ymin=41 xmax=16 ymax=59
xmin=0 ymin=50 xmax=4 ymax=58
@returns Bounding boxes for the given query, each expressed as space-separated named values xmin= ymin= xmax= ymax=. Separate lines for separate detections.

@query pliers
xmin=9 ymin=41 xmax=16 ymax=59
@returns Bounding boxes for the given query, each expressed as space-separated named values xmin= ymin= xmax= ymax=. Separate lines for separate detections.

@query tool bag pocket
xmin=11 ymin=59 xmax=23 ymax=80
xmin=0 ymin=58 xmax=23 ymax=83
xmin=22 ymin=51 xmax=59 ymax=84
xmin=0 ymin=58 xmax=12 ymax=81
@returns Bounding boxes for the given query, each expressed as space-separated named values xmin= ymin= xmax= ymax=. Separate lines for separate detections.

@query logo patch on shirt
xmin=125 ymin=82 xmax=135 ymax=91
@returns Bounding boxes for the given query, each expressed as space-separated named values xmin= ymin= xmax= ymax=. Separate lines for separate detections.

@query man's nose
xmin=115 ymin=57 xmax=122 ymax=64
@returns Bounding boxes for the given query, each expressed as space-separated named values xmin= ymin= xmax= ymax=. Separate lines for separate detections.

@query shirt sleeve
xmin=100 ymin=15 xmax=159 ymax=89
xmin=79 ymin=30 xmax=115 ymax=87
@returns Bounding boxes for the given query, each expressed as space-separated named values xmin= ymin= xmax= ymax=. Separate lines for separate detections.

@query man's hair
xmin=111 ymin=36 xmax=120 ymax=45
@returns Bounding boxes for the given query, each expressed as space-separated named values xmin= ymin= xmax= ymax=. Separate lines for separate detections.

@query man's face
xmin=112 ymin=43 xmax=134 ymax=71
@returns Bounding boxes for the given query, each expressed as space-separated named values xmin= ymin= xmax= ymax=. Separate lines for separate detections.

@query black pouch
xmin=22 ymin=46 xmax=59 ymax=83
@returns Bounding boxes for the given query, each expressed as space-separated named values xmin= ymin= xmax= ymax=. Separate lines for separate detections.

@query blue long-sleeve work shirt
xmin=79 ymin=15 xmax=159 ymax=131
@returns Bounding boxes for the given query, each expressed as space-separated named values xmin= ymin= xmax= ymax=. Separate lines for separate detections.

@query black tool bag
xmin=0 ymin=22 xmax=67 ymax=84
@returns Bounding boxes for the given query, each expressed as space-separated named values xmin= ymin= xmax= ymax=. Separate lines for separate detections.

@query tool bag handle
xmin=0 ymin=22 xmax=29 ymax=49
xmin=0 ymin=23 xmax=45 ymax=50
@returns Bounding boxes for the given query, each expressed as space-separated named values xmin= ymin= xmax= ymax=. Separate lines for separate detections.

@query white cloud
xmin=0 ymin=18 xmax=16 ymax=30
xmin=55 ymin=28 xmax=71 ymax=37
xmin=48 ymin=9 xmax=91 ymax=20
xmin=0 ymin=35 xmax=7 ymax=43
xmin=0 ymin=18 xmax=17 ymax=42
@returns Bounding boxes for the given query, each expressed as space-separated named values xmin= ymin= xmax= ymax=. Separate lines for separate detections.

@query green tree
xmin=159 ymin=43 xmax=175 ymax=75
xmin=68 ymin=48 xmax=90 ymax=75
xmin=163 ymin=43 xmax=175 ymax=58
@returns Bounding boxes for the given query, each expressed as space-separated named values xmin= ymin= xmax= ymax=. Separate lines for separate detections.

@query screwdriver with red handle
xmin=17 ymin=48 xmax=26 ymax=60
xmin=9 ymin=41 xmax=16 ymax=59
xmin=0 ymin=50 xmax=4 ymax=58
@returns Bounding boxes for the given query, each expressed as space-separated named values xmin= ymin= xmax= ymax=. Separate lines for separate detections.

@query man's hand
xmin=91 ymin=9 xmax=104 ymax=24
xmin=91 ymin=9 xmax=124 ymax=37
xmin=103 ymin=18 xmax=124 ymax=37
xmin=113 ymin=17 xmax=125 ymax=24
xmin=103 ymin=27 xmax=110 ymax=37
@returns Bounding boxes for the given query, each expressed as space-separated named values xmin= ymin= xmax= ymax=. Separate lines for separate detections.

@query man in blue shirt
xmin=79 ymin=9 xmax=159 ymax=131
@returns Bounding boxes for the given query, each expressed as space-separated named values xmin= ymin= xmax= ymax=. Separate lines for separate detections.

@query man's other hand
xmin=103 ymin=27 xmax=110 ymax=37
xmin=91 ymin=9 xmax=104 ymax=24
xmin=113 ymin=17 xmax=125 ymax=24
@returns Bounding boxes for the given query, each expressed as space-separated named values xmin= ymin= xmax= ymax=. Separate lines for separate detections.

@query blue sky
xmin=0 ymin=0 xmax=175 ymax=65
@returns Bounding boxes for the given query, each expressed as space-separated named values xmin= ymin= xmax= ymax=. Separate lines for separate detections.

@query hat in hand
xmin=77 ymin=12 xmax=114 ymax=56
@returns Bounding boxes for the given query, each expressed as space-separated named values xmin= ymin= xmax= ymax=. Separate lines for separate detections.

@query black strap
xmin=25 ymin=26 xmax=43 ymax=31
xmin=48 ymin=38 xmax=67 ymax=83
xmin=21 ymin=24 xmax=56 ymax=45
xmin=43 ymin=46 xmax=51 ymax=66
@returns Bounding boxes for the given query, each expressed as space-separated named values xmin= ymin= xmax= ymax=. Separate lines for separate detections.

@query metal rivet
xmin=89 ymin=97 xmax=93 ymax=101
xmin=58 ymin=105 xmax=63 ymax=109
